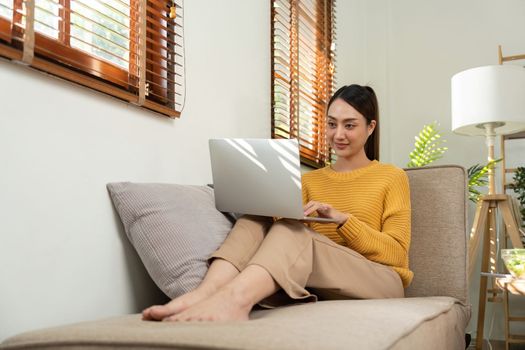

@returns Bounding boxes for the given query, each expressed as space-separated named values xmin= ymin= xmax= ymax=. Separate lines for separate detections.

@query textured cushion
xmin=391 ymin=301 xmax=471 ymax=350
xmin=106 ymin=183 xmax=233 ymax=299
xmin=404 ymin=165 xmax=468 ymax=304
xmin=0 ymin=297 xmax=469 ymax=350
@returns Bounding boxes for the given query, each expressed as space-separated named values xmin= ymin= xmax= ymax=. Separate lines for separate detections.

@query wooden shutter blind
xmin=271 ymin=0 xmax=336 ymax=168
xmin=0 ymin=0 xmax=185 ymax=117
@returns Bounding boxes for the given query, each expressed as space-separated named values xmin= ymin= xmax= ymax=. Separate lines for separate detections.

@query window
xmin=0 ymin=0 xmax=185 ymax=117
xmin=271 ymin=0 xmax=336 ymax=167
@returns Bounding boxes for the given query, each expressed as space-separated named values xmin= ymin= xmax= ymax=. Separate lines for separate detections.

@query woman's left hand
xmin=303 ymin=201 xmax=349 ymax=226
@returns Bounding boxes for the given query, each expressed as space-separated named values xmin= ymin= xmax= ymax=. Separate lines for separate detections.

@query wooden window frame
xmin=0 ymin=0 xmax=182 ymax=118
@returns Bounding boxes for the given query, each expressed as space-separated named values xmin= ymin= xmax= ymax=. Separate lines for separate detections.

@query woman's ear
xmin=368 ymin=120 xmax=377 ymax=136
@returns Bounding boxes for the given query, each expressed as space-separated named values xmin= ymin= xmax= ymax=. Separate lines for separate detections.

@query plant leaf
xmin=406 ymin=122 xmax=448 ymax=168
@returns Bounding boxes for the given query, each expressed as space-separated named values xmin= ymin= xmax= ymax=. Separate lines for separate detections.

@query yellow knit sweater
xmin=302 ymin=160 xmax=413 ymax=287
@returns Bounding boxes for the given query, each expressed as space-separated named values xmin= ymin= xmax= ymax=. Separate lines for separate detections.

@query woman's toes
xmin=149 ymin=305 xmax=172 ymax=320
xmin=142 ymin=306 xmax=155 ymax=320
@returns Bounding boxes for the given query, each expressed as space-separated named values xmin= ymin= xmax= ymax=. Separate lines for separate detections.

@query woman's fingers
xmin=304 ymin=201 xmax=331 ymax=216
xmin=303 ymin=201 xmax=315 ymax=214
xmin=304 ymin=201 xmax=348 ymax=225
xmin=303 ymin=201 xmax=318 ymax=216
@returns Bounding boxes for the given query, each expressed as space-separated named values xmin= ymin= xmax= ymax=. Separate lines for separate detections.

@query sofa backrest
xmin=404 ymin=165 xmax=468 ymax=304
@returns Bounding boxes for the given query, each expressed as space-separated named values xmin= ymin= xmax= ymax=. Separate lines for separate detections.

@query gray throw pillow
xmin=107 ymin=182 xmax=233 ymax=299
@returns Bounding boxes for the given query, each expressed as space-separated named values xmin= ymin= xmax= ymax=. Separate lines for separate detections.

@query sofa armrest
xmin=404 ymin=165 xmax=468 ymax=304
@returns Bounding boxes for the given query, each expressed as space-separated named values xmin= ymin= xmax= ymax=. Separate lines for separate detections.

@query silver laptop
xmin=209 ymin=138 xmax=337 ymax=223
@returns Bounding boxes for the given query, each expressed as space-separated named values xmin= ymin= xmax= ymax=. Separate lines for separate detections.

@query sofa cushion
xmin=0 ymin=297 xmax=469 ymax=350
xmin=391 ymin=301 xmax=471 ymax=350
xmin=404 ymin=165 xmax=468 ymax=304
xmin=106 ymin=182 xmax=233 ymax=299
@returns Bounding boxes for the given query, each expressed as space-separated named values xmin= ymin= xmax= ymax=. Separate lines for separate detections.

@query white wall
xmin=336 ymin=0 xmax=525 ymax=343
xmin=0 ymin=0 xmax=270 ymax=341
xmin=337 ymin=0 xmax=525 ymax=167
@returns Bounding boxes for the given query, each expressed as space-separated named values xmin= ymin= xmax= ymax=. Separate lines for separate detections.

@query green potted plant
xmin=407 ymin=122 xmax=500 ymax=202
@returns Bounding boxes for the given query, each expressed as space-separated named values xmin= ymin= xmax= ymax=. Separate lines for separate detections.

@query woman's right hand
xmin=303 ymin=201 xmax=349 ymax=226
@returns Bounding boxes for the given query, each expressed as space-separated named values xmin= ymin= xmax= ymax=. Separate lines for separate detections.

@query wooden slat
xmin=275 ymin=0 xmax=291 ymax=10
xmin=509 ymin=316 xmax=525 ymax=322
xmin=501 ymin=53 xmax=525 ymax=63
xmin=504 ymin=131 xmax=525 ymax=140
xmin=0 ymin=17 xmax=11 ymax=42
xmin=271 ymin=0 xmax=334 ymax=167
xmin=273 ymin=47 xmax=291 ymax=61
xmin=0 ymin=41 xmax=23 ymax=60
xmin=508 ymin=334 xmax=525 ymax=343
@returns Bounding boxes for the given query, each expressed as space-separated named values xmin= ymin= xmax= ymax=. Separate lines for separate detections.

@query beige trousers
xmin=209 ymin=215 xmax=404 ymax=307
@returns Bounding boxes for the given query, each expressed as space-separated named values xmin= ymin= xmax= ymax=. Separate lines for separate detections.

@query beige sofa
xmin=0 ymin=165 xmax=471 ymax=350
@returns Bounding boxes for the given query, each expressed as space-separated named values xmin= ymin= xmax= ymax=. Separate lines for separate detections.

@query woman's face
xmin=326 ymin=98 xmax=376 ymax=159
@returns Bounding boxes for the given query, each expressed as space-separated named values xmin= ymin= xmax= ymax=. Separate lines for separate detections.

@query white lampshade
xmin=451 ymin=65 xmax=525 ymax=136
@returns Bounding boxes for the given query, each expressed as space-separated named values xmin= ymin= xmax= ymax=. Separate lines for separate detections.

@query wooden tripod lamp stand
xmin=451 ymin=64 xmax=525 ymax=349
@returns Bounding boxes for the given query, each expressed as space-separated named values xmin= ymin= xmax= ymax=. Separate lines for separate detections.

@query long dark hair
xmin=327 ymin=84 xmax=379 ymax=160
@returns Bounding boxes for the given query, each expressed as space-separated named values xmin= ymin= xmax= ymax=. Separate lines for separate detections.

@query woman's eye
xmin=345 ymin=124 xmax=355 ymax=129
xmin=328 ymin=122 xmax=336 ymax=128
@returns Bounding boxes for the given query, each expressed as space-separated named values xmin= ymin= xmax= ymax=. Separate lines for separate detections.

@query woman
xmin=143 ymin=84 xmax=413 ymax=322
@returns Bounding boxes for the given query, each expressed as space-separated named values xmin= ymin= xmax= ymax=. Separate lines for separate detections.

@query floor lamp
xmin=451 ymin=64 xmax=525 ymax=349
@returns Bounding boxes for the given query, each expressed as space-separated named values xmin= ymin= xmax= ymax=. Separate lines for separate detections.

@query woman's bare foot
xmin=162 ymin=264 xmax=278 ymax=322
xmin=163 ymin=286 xmax=252 ymax=322
xmin=143 ymin=259 xmax=241 ymax=321
xmin=142 ymin=284 xmax=217 ymax=321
